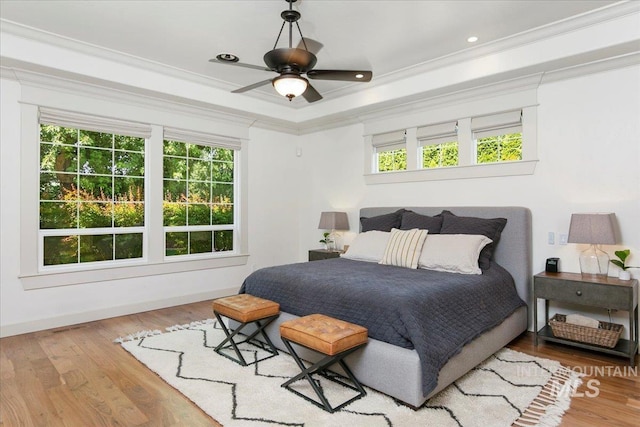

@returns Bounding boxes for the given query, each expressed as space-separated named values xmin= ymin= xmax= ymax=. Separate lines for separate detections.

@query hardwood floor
xmin=1 ymin=301 xmax=638 ymax=426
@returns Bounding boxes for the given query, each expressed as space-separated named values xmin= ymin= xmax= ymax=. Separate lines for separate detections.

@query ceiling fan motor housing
xmin=264 ymin=48 xmax=317 ymax=73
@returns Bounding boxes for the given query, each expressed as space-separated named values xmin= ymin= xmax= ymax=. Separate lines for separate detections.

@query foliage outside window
xmin=377 ymin=148 xmax=407 ymax=172
xmin=476 ymin=132 xmax=522 ymax=164
xmin=163 ymin=140 xmax=235 ymax=257
xmin=39 ymin=125 xmax=145 ymax=267
xmin=422 ymin=142 xmax=458 ymax=168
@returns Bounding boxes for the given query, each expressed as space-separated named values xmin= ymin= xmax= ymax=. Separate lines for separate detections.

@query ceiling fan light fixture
xmin=272 ymin=74 xmax=308 ymax=101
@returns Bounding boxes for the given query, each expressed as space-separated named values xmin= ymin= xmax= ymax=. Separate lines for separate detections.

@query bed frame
xmin=242 ymin=206 xmax=532 ymax=407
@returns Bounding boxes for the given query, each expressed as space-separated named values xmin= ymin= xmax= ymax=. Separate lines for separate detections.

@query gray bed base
xmin=238 ymin=206 xmax=532 ymax=408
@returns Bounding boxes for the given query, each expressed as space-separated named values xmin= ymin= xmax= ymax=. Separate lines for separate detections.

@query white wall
xmin=2 ymin=65 xmax=638 ymax=339
xmin=0 ymin=78 xmax=300 ymax=336
xmin=297 ymin=65 xmax=640 ymax=337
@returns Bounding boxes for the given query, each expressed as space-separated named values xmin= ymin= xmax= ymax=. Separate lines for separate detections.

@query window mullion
xmin=405 ymin=127 xmax=418 ymax=171
xmin=147 ymin=125 xmax=165 ymax=263
xmin=457 ymin=117 xmax=473 ymax=166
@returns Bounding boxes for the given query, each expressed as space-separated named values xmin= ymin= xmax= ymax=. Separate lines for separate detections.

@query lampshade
xmin=318 ymin=212 xmax=349 ymax=231
xmin=567 ymin=213 xmax=616 ymax=244
xmin=568 ymin=213 xmax=616 ymax=277
xmin=272 ymin=74 xmax=308 ymax=101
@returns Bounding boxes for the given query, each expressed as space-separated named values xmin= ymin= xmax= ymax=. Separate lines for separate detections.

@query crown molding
xmin=2 ymin=2 xmax=638 ymax=109
xmin=1 ymin=1 xmax=638 ymax=135
xmin=2 ymin=62 xmax=282 ymax=132
xmin=342 ymin=1 xmax=640 ymax=93
xmin=541 ymin=49 xmax=640 ymax=84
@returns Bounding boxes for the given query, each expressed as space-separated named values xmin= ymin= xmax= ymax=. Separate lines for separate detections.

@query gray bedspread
xmin=240 ymin=258 xmax=526 ymax=396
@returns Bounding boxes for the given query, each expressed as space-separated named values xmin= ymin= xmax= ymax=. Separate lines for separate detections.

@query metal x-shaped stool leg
xmin=214 ymin=312 xmax=279 ymax=366
xmin=281 ymin=337 xmax=367 ymax=413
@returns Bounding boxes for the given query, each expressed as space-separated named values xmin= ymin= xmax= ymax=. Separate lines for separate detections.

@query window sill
xmin=20 ymin=253 xmax=249 ymax=290
xmin=364 ymin=160 xmax=538 ymax=185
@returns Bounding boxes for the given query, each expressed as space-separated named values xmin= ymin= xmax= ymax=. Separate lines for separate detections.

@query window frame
xmin=19 ymin=103 xmax=249 ymax=290
xmin=363 ymin=90 xmax=538 ymax=184
xmin=38 ymin=122 xmax=149 ymax=271
xmin=161 ymin=137 xmax=239 ymax=260
xmin=417 ymin=121 xmax=459 ymax=169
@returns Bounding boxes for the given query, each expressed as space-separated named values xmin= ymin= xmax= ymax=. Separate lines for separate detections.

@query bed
xmin=239 ymin=206 xmax=531 ymax=408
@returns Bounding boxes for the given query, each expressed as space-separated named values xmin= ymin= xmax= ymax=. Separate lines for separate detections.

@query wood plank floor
xmin=1 ymin=300 xmax=638 ymax=426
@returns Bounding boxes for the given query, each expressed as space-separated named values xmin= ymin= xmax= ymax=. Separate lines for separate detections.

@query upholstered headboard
xmin=359 ymin=206 xmax=532 ymax=318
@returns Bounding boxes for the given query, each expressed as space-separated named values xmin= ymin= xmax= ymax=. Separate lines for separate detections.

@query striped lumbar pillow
xmin=379 ymin=228 xmax=429 ymax=269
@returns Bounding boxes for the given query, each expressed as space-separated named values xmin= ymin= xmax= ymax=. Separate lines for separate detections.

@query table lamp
xmin=567 ymin=213 xmax=616 ymax=277
xmin=318 ymin=212 xmax=349 ymax=251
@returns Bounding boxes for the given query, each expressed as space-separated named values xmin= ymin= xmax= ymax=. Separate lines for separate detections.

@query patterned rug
xmin=116 ymin=319 xmax=582 ymax=427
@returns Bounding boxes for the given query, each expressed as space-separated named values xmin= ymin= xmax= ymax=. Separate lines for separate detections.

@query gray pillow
xmin=400 ymin=211 xmax=443 ymax=233
xmin=439 ymin=210 xmax=507 ymax=269
xmin=360 ymin=209 xmax=405 ymax=232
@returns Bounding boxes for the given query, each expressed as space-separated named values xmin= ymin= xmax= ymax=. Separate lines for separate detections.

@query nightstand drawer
xmin=308 ymin=250 xmax=340 ymax=261
xmin=535 ymin=279 xmax=631 ymax=310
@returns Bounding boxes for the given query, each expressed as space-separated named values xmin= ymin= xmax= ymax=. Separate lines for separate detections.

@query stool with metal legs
xmin=279 ymin=314 xmax=368 ymax=413
xmin=212 ymin=294 xmax=280 ymax=366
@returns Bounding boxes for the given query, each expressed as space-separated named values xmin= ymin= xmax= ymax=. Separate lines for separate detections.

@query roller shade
xmin=372 ymin=130 xmax=405 ymax=152
xmin=472 ymin=110 xmax=522 ymax=140
xmin=164 ymin=127 xmax=241 ymax=150
xmin=417 ymin=121 xmax=457 ymax=147
xmin=39 ymin=108 xmax=152 ymax=139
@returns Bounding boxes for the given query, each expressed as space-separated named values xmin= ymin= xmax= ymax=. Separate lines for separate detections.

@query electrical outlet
xmin=559 ymin=234 xmax=568 ymax=245
xmin=548 ymin=232 xmax=555 ymax=245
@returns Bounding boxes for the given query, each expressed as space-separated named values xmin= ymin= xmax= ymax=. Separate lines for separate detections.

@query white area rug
xmin=117 ymin=319 xmax=582 ymax=427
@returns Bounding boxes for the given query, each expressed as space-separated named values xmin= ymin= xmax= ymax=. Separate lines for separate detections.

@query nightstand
xmin=308 ymin=249 xmax=341 ymax=261
xmin=533 ymin=271 xmax=638 ymax=365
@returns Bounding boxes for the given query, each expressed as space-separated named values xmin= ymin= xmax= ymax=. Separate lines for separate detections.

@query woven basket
xmin=549 ymin=314 xmax=622 ymax=348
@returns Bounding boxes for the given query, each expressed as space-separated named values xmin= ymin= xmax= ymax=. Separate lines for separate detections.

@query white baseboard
xmin=0 ymin=286 xmax=239 ymax=338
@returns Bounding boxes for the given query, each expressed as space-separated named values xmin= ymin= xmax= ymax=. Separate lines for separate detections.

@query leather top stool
xmin=212 ymin=294 xmax=280 ymax=366
xmin=280 ymin=313 xmax=368 ymax=412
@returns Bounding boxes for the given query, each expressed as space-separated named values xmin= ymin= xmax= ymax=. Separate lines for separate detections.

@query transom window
xmin=476 ymin=132 xmax=522 ymax=163
xmin=366 ymin=107 xmax=531 ymax=184
xmin=418 ymin=121 xmax=458 ymax=169
xmin=472 ymin=110 xmax=522 ymax=164
xmin=373 ymin=130 xmax=407 ymax=172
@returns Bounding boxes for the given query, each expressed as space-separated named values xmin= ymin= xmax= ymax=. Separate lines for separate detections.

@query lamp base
xmin=579 ymin=244 xmax=609 ymax=278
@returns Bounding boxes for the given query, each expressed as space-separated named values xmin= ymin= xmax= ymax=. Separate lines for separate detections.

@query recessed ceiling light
xmin=216 ymin=53 xmax=239 ymax=62
xmin=467 ymin=36 xmax=479 ymax=43
xmin=355 ymin=73 xmax=364 ymax=79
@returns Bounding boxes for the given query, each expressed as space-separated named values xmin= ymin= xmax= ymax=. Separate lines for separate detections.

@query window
xmin=21 ymin=100 xmax=248 ymax=289
xmin=39 ymin=110 xmax=150 ymax=268
xmin=472 ymin=111 xmax=522 ymax=164
xmin=373 ymin=130 xmax=407 ymax=172
xmin=418 ymin=121 xmax=458 ymax=169
xmin=163 ymin=129 xmax=239 ymax=258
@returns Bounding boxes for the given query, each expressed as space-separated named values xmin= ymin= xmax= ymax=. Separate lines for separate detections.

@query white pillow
xmin=379 ymin=228 xmax=429 ymax=269
xmin=418 ymin=234 xmax=492 ymax=275
xmin=340 ymin=231 xmax=390 ymax=262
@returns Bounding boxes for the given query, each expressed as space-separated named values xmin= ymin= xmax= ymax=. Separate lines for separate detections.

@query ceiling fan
xmin=209 ymin=0 xmax=372 ymax=103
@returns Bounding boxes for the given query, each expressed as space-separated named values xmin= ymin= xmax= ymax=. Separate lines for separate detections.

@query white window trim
xmin=19 ymin=99 xmax=249 ymax=290
xmin=161 ymin=134 xmax=240 ymax=260
xmin=363 ymin=91 xmax=539 ymax=184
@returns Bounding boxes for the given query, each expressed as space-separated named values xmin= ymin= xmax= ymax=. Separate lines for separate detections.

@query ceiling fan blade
xmin=209 ymin=58 xmax=270 ymax=72
xmin=296 ymin=37 xmax=324 ymax=55
xmin=231 ymin=79 xmax=273 ymax=93
xmin=307 ymin=70 xmax=372 ymax=82
xmin=302 ymin=83 xmax=323 ymax=103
